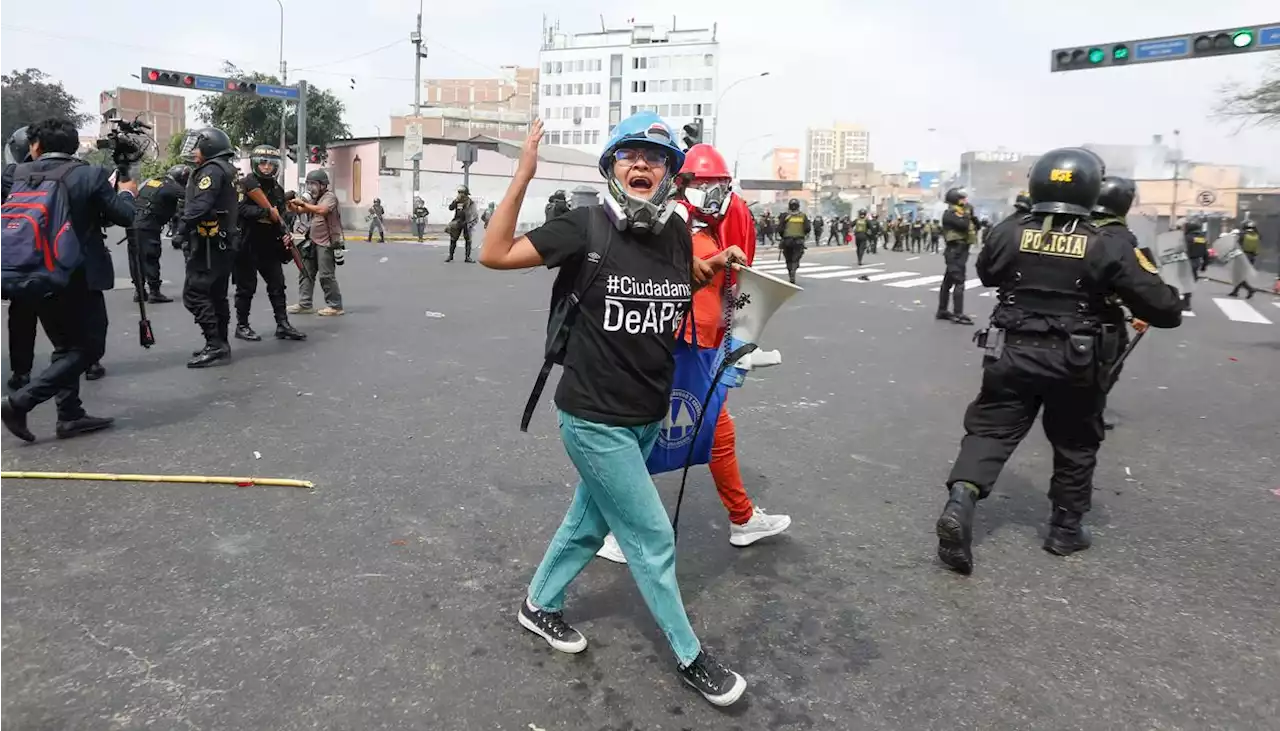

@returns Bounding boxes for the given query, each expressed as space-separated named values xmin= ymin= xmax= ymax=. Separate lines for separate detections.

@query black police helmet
xmin=1014 ymin=192 xmax=1032 ymax=212
xmin=167 ymin=164 xmax=192 ymax=187
xmin=305 ymin=169 xmax=330 ymax=186
xmin=553 ymin=189 xmax=566 ymax=200
xmin=944 ymin=187 xmax=967 ymax=205
xmin=1028 ymin=147 xmax=1104 ymax=217
xmin=192 ymin=127 xmax=234 ymax=160
xmin=858 ymin=208 xmax=867 ymax=216
xmin=6 ymin=125 xmax=30 ymax=165
xmin=787 ymin=198 xmax=800 ymax=211
xmin=1242 ymin=218 xmax=1256 ymax=230
xmin=250 ymin=145 xmax=281 ymax=179
xmin=1093 ymin=176 xmax=1136 ymax=218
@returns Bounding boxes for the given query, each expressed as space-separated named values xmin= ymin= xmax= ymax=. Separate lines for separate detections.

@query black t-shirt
xmin=527 ymin=207 xmax=693 ymax=427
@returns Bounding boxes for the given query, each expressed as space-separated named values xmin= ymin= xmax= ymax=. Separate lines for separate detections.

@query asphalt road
xmin=2 ymin=238 xmax=1277 ymax=731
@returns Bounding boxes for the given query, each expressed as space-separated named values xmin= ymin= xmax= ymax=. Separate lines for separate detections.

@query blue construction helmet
xmin=598 ymin=111 xmax=686 ymax=234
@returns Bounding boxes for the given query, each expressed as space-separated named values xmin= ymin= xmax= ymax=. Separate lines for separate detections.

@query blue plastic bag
xmin=646 ymin=322 xmax=728 ymax=476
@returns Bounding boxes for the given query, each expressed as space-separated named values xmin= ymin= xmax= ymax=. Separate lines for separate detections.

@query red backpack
xmin=1 ymin=160 xmax=85 ymax=299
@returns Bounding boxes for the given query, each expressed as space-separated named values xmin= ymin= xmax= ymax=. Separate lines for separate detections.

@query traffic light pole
xmin=411 ymin=3 xmax=424 ymax=196
xmin=296 ymin=80 xmax=308 ymax=192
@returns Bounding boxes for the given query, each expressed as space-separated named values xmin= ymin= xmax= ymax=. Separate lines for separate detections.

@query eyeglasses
xmin=612 ymin=148 xmax=669 ymax=167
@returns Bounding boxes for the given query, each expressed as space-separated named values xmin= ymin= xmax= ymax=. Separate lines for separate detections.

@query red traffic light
xmin=147 ymin=69 xmax=160 ymax=82
xmin=308 ymin=146 xmax=322 ymax=163
xmin=183 ymin=75 xmax=195 ymax=86
xmin=227 ymin=81 xmax=238 ymax=91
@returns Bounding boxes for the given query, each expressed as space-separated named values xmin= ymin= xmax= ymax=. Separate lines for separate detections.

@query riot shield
xmin=1211 ymin=231 xmax=1263 ymax=289
xmin=1152 ymin=230 xmax=1196 ymax=295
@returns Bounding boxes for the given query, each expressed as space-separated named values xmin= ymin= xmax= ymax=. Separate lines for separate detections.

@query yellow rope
xmin=0 ymin=471 xmax=314 ymax=489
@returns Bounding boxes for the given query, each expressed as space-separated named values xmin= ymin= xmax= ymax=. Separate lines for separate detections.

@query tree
xmin=194 ymin=70 xmax=351 ymax=152
xmin=1 ymin=68 xmax=94 ymax=143
xmin=1217 ymin=58 xmax=1280 ymax=128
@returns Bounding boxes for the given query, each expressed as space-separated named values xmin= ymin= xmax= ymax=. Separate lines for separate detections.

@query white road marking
xmin=1182 ymin=310 xmax=1196 ymax=317
xmin=886 ymin=274 xmax=946 ymax=288
xmin=906 ymin=256 xmax=920 ymax=261
xmin=964 ymin=278 xmax=983 ymax=290
xmin=789 ymin=265 xmax=857 ymax=275
xmin=859 ymin=271 xmax=921 ymax=283
xmin=802 ymin=268 xmax=872 ymax=279
xmin=1212 ymin=297 xmax=1272 ymax=324
xmin=1273 ymin=302 xmax=1280 ymax=310
xmin=979 ymin=291 xmax=994 ymax=297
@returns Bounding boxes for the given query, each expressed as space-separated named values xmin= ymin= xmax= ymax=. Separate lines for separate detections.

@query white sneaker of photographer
xmin=729 ymin=508 xmax=792 ymax=547
xmin=596 ymin=533 xmax=627 ymax=564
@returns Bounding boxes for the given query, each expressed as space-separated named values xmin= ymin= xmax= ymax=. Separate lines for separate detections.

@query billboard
xmin=918 ymin=171 xmax=942 ymax=190
xmin=770 ymin=147 xmax=802 ymax=181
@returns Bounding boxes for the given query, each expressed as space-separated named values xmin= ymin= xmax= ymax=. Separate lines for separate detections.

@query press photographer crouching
xmin=480 ymin=113 xmax=748 ymax=707
xmin=1 ymin=117 xmax=137 ymax=442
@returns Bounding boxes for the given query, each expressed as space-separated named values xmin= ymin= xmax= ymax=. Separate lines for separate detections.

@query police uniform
xmin=1184 ymin=219 xmax=1209 ymax=279
xmin=813 ymin=216 xmax=825 ymax=245
xmin=130 ymin=173 xmax=185 ymax=302
xmin=775 ymin=200 xmax=811 ymax=283
xmin=179 ymin=128 xmax=239 ymax=368
xmin=234 ymin=150 xmax=306 ymax=343
xmin=852 ymin=211 xmax=871 ymax=265
xmin=910 ymin=218 xmax=925 ymax=253
xmin=938 ymin=189 xmax=978 ymax=324
xmin=934 ymin=149 xmax=1183 ymax=575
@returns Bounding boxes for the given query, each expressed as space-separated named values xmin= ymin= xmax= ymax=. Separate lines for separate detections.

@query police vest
xmin=239 ymin=176 xmax=287 ymax=246
xmin=854 ymin=218 xmax=868 ymax=234
xmin=943 ymin=206 xmax=969 ymax=243
xmin=780 ymin=213 xmax=806 ymax=239
xmin=185 ymin=158 xmax=239 ymax=244
xmin=132 ymin=178 xmax=167 ymax=231
xmin=1241 ymin=230 xmax=1260 ymax=253
xmin=996 ymin=217 xmax=1107 ymax=329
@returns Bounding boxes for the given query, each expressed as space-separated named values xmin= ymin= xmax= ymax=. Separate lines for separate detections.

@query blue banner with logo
xmin=646 ymin=338 xmax=727 ymax=475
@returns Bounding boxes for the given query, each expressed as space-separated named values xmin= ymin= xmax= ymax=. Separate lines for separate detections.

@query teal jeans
xmin=527 ymin=409 xmax=702 ymax=666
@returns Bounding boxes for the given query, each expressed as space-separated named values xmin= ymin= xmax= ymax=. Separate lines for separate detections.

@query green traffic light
xmin=1113 ymin=45 xmax=1130 ymax=60
xmin=1232 ymin=30 xmax=1254 ymax=48
xmin=1088 ymin=48 xmax=1105 ymax=64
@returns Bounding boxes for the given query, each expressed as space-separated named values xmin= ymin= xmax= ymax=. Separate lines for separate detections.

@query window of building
xmin=590 ymin=130 xmax=599 ymax=145
xmin=702 ymin=77 xmax=712 ymax=90
xmin=681 ymin=103 xmax=692 ymax=116
xmin=610 ymin=79 xmax=622 ymax=101
xmin=543 ymin=61 xmax=552 ymax=74
xmin=554 ymin=61 xmax=562 ymax=73
xmin=594 ymin=59 xmax=602 ymax=71
xmin=610 ymin=54 xmax=622 ymax=76
xmin=632 ymin=56 xmax=649 ymax=70
xmin=562 ymin=106 xmax=571 ymax=117
xmin=572 ymin=131 xmax=583 ymax=145
xmin=573 ymin=106 xmax=583 ymax=120
xmin=575 ymin=59 xmax=584 ymax=72
xmin=543 ymin=84 xmax=551 ymax=96
xmin=574 ymin=83 xmax=583 ymax=95
xmin=630 ymin=105 xmax=638 ymax=115
xmin=544 ymin=107 xmax=552 ymax=119
xmin=682 ymin=79 xmax=693 ymax=92
xmin=609 ymin=106 xmax=621 ymax=125
xmin=704 ymin=53 xmax=714 ymax=66
xmin=553 ymin=84 xmax=561 ymax=96
xmin=547 ymin=131 xmax=560 ymax=145
xmin=658 ymin=104 xmax=669 ymax=116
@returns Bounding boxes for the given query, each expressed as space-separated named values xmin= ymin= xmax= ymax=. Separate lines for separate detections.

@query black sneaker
xmin=518 ymin=600 xmax=587 ymax=654
xmin=679 ymin=651 xmax=746 ymax=707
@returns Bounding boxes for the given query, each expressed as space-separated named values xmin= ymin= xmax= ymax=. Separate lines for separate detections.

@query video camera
xmin=96 ymin=115 xmax=155 ymax=181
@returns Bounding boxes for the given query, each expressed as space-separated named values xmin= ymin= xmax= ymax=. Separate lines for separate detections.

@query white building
xmin=805 ymin=122 xmax=871 ymax=182
xmin=537 ymin=21 xmax=720 ymax=155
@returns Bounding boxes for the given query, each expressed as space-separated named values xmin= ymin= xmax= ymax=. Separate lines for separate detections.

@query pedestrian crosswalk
xmin=748 ymin=261 xmax=1280 ymax=326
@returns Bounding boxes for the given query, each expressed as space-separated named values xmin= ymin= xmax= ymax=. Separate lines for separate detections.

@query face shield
xmin=179 ymin=129 xmax=200 ymax=162
xmin=252 ymin=151 xmax=281 ymax=179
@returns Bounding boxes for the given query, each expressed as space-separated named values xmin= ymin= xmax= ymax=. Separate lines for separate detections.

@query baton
xmin=1102 ymin=327 xmax=1146 ymax=392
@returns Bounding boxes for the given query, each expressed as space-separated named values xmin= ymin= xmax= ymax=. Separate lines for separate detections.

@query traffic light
xmin=142 ymin=67 xmax=198 ymax=89
xmin=227 ymin=79 xmax=258 ymax=94
xmin=308 ymin=145 xmax=322 ymax=164
xmin=681 ymin=118 xmax=703 ymax=150
xmin=1050 ymin=23 xmax=1280 ymax=72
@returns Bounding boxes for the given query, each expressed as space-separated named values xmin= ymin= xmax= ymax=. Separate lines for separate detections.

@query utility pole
xmin=279 ymin=60 xmax=289 ymax=184
xmin=296 ymin=80 xmax=308 ymax=191
xmin=1169 ymin=129 xmax=1181 ymax=228
xmin=411 ymin=1 xmax=425 ymax=195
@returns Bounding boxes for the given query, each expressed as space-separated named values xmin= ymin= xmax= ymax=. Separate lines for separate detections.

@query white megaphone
xmin=720 ymin=265 xmax=802 ymax=387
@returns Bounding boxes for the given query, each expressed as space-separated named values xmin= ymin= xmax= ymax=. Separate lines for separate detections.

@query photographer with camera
xmin=179 ymin=127 xmax=240 ymax=368
xmin=1 ymin=117 xmax=137 ymax=442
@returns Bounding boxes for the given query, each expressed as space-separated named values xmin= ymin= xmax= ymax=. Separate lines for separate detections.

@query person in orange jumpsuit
xmin=596 ymin=143 xmax=792 ymax=564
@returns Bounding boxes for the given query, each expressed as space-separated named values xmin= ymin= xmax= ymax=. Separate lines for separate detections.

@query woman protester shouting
xmin=479 ymin=113 xmax=748 ymax=707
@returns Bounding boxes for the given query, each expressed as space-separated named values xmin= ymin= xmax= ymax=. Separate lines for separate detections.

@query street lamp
xmin=711 ymin=71 xmax=770 ymax=146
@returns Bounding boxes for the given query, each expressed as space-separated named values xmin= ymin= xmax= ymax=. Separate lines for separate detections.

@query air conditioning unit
xmin=573 ymin=116 xmax=583 ymax=125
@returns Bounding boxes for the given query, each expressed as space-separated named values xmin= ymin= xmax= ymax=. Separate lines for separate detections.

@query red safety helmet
xmin=679 ymin=143 xmax=731 ymax=181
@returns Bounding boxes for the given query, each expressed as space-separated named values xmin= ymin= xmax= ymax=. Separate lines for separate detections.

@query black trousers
xmin=184 ymin=243 xmax=234 ymax=339
xmin=448 ymin=222 xmax=472 ymax=258
xmin=9 ymin=278 xmax=107 ymax=421
xmin=855 ymin=233 xmax=868 ymax=265
xmin=127 ymin=228 xmax=164 ymax=293
xmin=938 ymin=243 xmax=970 ymax=314
xmin=827 ymin=227 xmax=840 ymax=245
xmin=7 ymin=296 xmax=38 ymax=376
xmin=781 ymin=238 xmax=805 ymax=282
xmin=947 ymin=344 xmax=1106 ymax=513
xmin=234 ymin=241 xmax=289 ymax=325
xmin=813 ymin=228 xmax=823 ymax=245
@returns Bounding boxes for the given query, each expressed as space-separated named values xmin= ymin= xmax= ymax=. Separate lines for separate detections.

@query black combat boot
xmin=148 ymin=288 xmax=173 ymax=303
xmin=464 ymin=243 xmax=474 ymax=263
xmin=274 ymin=318 xmax=307 ymax=341
xmin=936 ymin=482 xmax=980 ymax=574
xmin=235 ymin=323 xmax=262 ymax=341
xmin=188 ymin=328 xmax=230 ymax=368
xmin=85 ymin=363 xmax=106 ymax=380
xmin=1043 ymin=507 xmax=1092 ymax=556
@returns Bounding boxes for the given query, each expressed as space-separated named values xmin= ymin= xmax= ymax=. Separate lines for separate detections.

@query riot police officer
xmin=813 ymin=215 xmax=825 ymax=246
xmin=937 ymin=188 xmax=978 ymax=324
xmin=233 ymin=145 xmax=306 ymax=344
xmin=179 ymin=127 xmax=239 ymax=368
xmin=544 ymin=189 xmax=570 ymax=222
xmin=1013 ymin=191 xmax=1032 ymax=214
xmin=852 ymin=208 xmax=871 ymax=265
xmin=1184 ymin=217 xmax=1209 ymax=279
xmin=775 ymin=198 xmax=811 ymax=283
xmin=934 ymin=148 xmax=1183 ymax=575
xmin=129 ymin=164 xmax=188 ymax=304
xmin=447 ymin=184 xmax=477 ymax=262
xmin=1090 ymin=176 xmax=1149 ymax=430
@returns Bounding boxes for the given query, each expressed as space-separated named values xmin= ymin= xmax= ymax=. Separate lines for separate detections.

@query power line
xmin=294 ymin=38 xmax=403 ymax=72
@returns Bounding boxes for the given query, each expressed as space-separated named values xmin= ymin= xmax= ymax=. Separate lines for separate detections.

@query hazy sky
xmin=3 ymin=0 xmax=1277 ymax=177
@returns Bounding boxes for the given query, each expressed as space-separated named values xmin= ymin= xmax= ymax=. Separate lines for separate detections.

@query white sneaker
xmin=596 ymin=533 xmax=627 ymax=564
xmin=729 ymin=508 xmax=792 ymax=547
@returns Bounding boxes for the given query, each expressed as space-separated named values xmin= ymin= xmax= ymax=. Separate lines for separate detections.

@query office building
xmin=99 ymin=87 xmax=186 ymax=156
xmin=805 ymin=122 xmax=870 ymax=181
xmin=537 ymin=20 xmax=720 ymax=153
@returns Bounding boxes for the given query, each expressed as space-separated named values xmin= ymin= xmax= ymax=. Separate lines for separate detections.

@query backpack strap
xmin=519 ymin=207 xmax=615 ymax=432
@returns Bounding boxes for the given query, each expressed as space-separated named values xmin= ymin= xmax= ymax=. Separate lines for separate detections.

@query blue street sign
xmin=193 ymin=75 xmax=227 ymax=92
xmin=1135 ymin=38 xmax=1190 ymax=60
xmin=256 ymin=83 xmax=300 ymax=100
xmin=1259 ymin=25 xmax=1280 ymax=48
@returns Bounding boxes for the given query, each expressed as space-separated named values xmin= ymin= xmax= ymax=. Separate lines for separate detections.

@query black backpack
xmin=520 ymin=206 xmax=613 ymax=431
